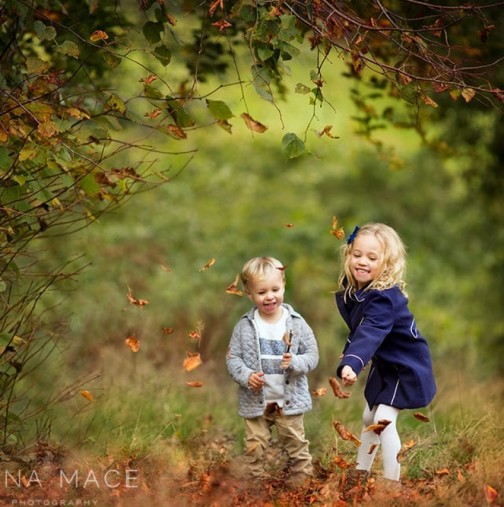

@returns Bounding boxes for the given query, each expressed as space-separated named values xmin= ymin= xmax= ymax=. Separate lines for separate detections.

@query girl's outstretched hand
xmin=341 ymin=365 xmax=357 ymax=386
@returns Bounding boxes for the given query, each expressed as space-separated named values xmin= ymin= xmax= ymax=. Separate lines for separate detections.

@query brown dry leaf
xmin=333 ymin=455 xmax=353 ymax=469
xmin=421 ymin=94 xmax=439 ymax=108
xmin=240 ymin=113 xmax=268 ymax=133
xmin=435 ymin=468 xmax=450 ymax=476
xmin=413 ymin=411 xmax=430 ymax=422
xmin=160 ymin=264 xmax=172 ymax=272
xmin=208 ymin=0 xmax=223 ymax=16
xmin=484 ymin=484 xmax=499 ymax=504
xmin=225 ymin=274 xmax=244 ymax=296
xmin=462 ymin=88 xmax=476 ymax=103
xmin=145 ymin=108 xmax=162 ymax=119
xmin=329 ymin=376 xmax=351 ymax=399
xmin=126 ymin=287 xmax=149 ymax=307
xmin=79 ymin=390 xmax=95 ymax=402
xmin=186 ymin=381 xmax=204 ymax=388
xmin=364 ymin=419 xmax=391 ymax=435
xmin=183 ymin=352 xmax=202 ymax=372
xmin=332 ymin=420 xmax=361 ymax=446
xmin=330 ymin=216 xmax=345 ymax=240
xmin=283 ymin=223 xmax=295 ymax=228
xmin=397 ymin=439 xmax=416 ymax=462
xmin=318 ymin=125 xmax=339 ymax=139
xmin=125 ymin=335 xmax=140 ymax=352
xmin=312 ymin=387 xmax=328 ymax=397
xmin=199 ymin=258 xmax=216 ymax=271
xmin=368 ymin=444 xmax=378 ymax=455
xmin=166 ymin=124 xmax=187 ymax=139
xmin=188 ymin=329 xmax=201 ymax=341
xmin=246 ymin=441 xmax=260 ymax=455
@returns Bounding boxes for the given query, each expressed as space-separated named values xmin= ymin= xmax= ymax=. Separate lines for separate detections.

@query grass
xmin=3 ymin=333 xmax=504 ymax=506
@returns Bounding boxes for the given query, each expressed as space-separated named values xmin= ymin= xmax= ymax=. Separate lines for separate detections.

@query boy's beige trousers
xmin=243 ymin=409 xmax=313 ymax=482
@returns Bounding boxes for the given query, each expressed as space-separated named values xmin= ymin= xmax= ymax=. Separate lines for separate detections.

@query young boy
xmin=226 ymin=256 xmax=319 ymax=486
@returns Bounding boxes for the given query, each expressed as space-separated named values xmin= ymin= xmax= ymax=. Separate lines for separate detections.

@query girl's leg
xmin=374 ymin=404 xmax=401 ymax=481
xmin=355 ymin=404 xmax=380 ymax=472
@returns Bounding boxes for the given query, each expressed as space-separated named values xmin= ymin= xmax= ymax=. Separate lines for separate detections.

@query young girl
xmin=226 ymin=256 xmax=319 ymax=486
xmin=335 ymin=223 xmax=436 ymax=483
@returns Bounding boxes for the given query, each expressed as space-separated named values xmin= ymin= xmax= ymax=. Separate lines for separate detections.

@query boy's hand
xmin=341 ymin=365 xmax=357 ymax=386
xmin=248 ymin=372 xmax=265 ymax=391
xmin=281 ymin=352 xmax=292 ymax=370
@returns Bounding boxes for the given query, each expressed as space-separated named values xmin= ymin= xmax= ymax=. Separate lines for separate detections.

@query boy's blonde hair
xmin=338 ymin=223 xmax=408 ymax=297
xmin=241 ymin=256 xmax=286 ymax=288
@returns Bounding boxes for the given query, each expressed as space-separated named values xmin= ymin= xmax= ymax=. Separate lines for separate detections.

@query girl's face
xmin=348 ymin=233 xmax=384 ymax=289
xmin=246 ymin=270 xmax=285 ymax=322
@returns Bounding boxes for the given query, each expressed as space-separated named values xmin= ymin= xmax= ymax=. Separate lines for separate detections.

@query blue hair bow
xmin=347 ymin=226 xmax=360 ymax=245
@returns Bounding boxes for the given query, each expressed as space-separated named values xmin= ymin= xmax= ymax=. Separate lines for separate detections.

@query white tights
xmin=355 ymin=403 xmax=401 ymax=481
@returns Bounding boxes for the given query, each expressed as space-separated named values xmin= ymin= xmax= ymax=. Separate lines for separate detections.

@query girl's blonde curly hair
xmin=338 ymin=223 xmax=408 ymax=298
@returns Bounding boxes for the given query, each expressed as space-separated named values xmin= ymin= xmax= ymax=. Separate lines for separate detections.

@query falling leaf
xmin=364 ymin=420 xmax=391 ymax=435
xmin=199 ymin=258 xmax=216 ymax=271
xmin=186 ymin=381 xmax=204 ymax=388
xmin=413 ymin=411 xmax=430 ymax=422
xmin=368 ymin=444 xmax=378 ymax=455
xmin=183 ymin=352 xmax=202 ymax=372
xmin=312 ymin=387 xmax=328 ymax=397
xmin=162 ymin=327 xmax=174 ymax=335
xmin=125 ymin=335 xmax=141 ymax=352
xmin=330 ymin=216 xmax=345 ymax=240
xmin=317 ymin=125 xmax=339 ymax=139
xmin=241 ymin=113 xmax=268 ymax=133
xmin=212 ymin=19 xmax=232 ymax=31
xmin=79 ymin=390 xmax=95 ymax=402
xmin=332 ymin=420 xmax=361 ymax=446
xmin=484 ymin=485 xmax=499 ymax=504
xmin=283 ymin=223 xmax=295 ymax=228
xmin=90 ymin=30 xmax=109 ymax=42
xmin=160 ymin=264 xmax=172 ymax=272
xmin=208 ymin=0 xmax=223 ymax=16
xmin=397 ymin=439 xmax=416 ymax=462
xmin=333 ymin=455 xmax=353 ymax=469
xmin=225 ymin=274 xmax=244 ymax=296
xmin=188 ymin=329 xmax=201 ymax=341
xmin=126 ymin=287 xmax=149 ymax=307
xmin=145 ymin=108 xmax=163 ymax=119
xmin=329 ymin=376 xmax=352 ymax=399
xmin=140 ymin=74 xmax=157 ymax=85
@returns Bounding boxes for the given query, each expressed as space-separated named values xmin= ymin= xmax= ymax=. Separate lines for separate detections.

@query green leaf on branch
xmin=56 ymin=40 xmax=80 ymax=59
xmin=282 ymin=133 xmax=305 ymax=159
xmin=80 ymin=174 xmax=101 ymax=196
xmin=206 ymin=100 xmax=234 ymax=121
xmin=143 ymin=21 xmax=163 ymax=44
xmin=153 ymin=45 xmax=171 ymax=66
xmin=34 ymin=21 xmax=57 ymax=41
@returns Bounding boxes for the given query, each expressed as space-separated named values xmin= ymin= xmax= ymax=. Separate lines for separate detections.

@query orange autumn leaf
xmin=332 ymin=420 xmax=361 ymax=446
xmin=186 ymin=381 xmax=204 ymax=388
xmin=312 ymin=387 xmax=328 ymax=397
xmin=241 ymin=113 xmax=268 ymax=133
xmin=283 ymin=223 xmax=295 ymax=228
xmin=330 ymin=216 xmax=345 ymax=240
xmin=199 ymin=258 xmax=216 ymax=271
xmin=225 ymin=274 xmax=244 ymax=296
xmin=318 ymin=125 xmax=339 ymax=139
xmin=126 ymin=287 xmax=149 ymax=307
xmin=435 ymin=468 xmax=450 ymax=476
xmin=397 ymin=439 xmax=416 ymax=462
xmin=183 ymin=352 xmax=202 ymax=372
xmin=333 ymin=455 xmax=353 ymax=469
xmin=162 ymin=327 xmax=174 ymax=335
xmin=125 ymin=335 xmax=140 ymax=352
xmin=208 ymin=0 xmax=223 ymax=16
xmin=90 ymin=30 xmax=109 ymax=42
xmin=79 ymin=390 xmax=95 ymax=402
xmin=364 ymin=419 xmax=391 ymax=435
xmin=484 ymin=485 xmax=499 ymax=504
xmin=329 ymin=376 xmax=351 ymax=399
xmin=140 ymin=74 xmax=157 ymax=85
xmin=413 ymin=411 xmax=430 ymax=422
xmin=188 ymin=329 xmax=201 ymax=341
xmin=145 ymin=108 xmax=163 ymax=119
xmin=368 ymin=443 xmax=378 ymax=455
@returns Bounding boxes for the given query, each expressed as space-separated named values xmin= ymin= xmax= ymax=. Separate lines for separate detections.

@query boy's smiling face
xmin=246 ymin=269 xmax=285 ymax=322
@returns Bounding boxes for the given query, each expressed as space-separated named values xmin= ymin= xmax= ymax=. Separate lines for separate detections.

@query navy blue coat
xmin=336 ymin=285 xmax=436 ymax=410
